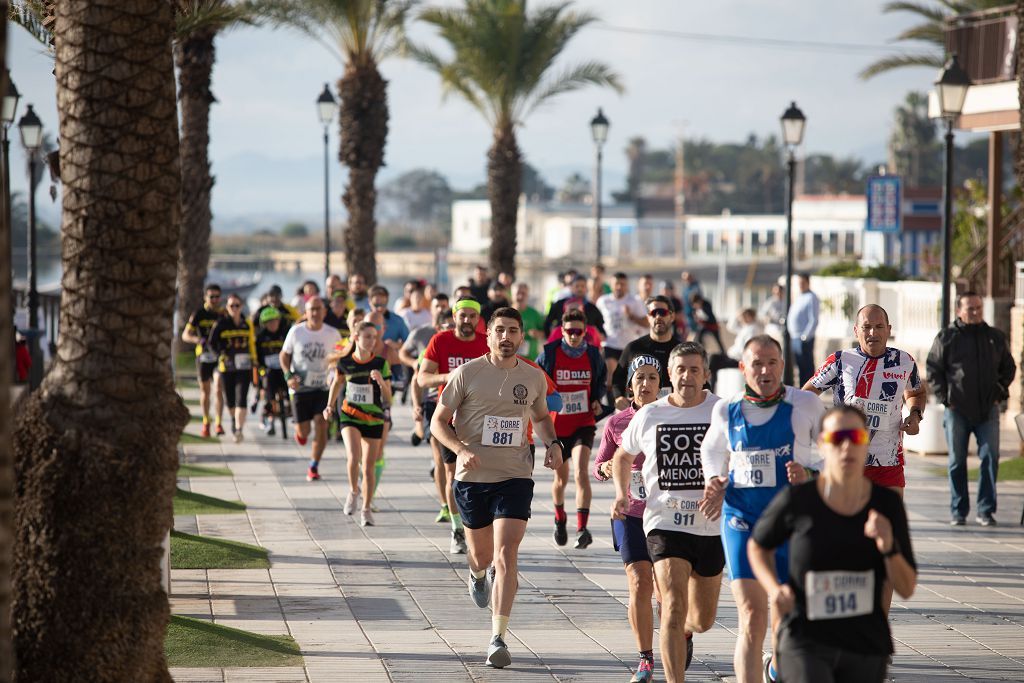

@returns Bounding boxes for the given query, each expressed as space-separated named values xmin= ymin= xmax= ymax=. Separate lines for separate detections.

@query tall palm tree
xmin=13 ymin=0 xmax=188 ymax=679
xmin=415 ymin=0 xmax=622 ymax=277
xmin=174 ymin=1 xmax=270 ymax=342
xmin=272 ymin=0 xmax=417 ymax=284
xmin=861 ymin=0 xmax=1009 ymax=79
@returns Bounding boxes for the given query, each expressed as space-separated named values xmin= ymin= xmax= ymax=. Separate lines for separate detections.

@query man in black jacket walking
xmin=927 ymin=292 xmax=1016 ymax=526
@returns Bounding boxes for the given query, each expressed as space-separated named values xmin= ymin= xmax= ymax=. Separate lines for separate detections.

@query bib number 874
xmin=491 ymin=431 xmax=514 ymax=445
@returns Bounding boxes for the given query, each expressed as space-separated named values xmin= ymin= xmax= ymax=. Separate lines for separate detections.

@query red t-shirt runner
xmin=550 ymin=346 xmax=596 ymax=437
xmin=423 ymin=331 xmax=489 ymax=394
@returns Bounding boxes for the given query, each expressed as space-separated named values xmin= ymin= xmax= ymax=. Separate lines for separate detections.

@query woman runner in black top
xmin=208 ymin=294 xmax=256 ymax=443
xmin=749 ymin=405 xmax=917 ymax=683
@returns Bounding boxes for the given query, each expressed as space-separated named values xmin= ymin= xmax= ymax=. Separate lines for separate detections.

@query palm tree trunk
xmin=339 ymin=59 xmax=388 ymax=285
xmin=487 ymin=122 xmax=521 ymax=278
xmin=14 ymin=1 xmax=188 ymax=680
xmin=0 ymin=8 xmax=13 ymax=681
xmin=175 ymin=29 xmax=216 ymax=348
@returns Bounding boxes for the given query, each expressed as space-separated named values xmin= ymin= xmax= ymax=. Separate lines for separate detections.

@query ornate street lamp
xmin=317 ymin=83 xmax=339 ymax=282
xmin=590 ymin=108 xmax=609 ymax=264
xmin=780 ymin=101 xmax=805 ymax=387
xmin=18 ymin=104 xmax=44 ymax=389
xmin=2 ymin=72 xmax=19 ymax=318
xmin=934 ymin=54 xmax=970 ymax=329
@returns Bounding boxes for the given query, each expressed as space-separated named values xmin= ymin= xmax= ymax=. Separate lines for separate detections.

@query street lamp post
xmin=780 ymin=101 xmax=806 ymax=387
xmin=2 ymin=73 xmax=19 ymax=383
xmin=934 ymin=54 xmax=970 ymax=329
xmin=590 ymin=108 xmax=609 ymax=264
xmin=18 ymin=104 xmax=43 ymax=389
xmin=316 ymin=84 xmax=339 ymax=282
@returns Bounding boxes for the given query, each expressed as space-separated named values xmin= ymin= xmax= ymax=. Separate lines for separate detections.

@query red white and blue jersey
xmin=809 ymin=347 xmax=922 ymax=468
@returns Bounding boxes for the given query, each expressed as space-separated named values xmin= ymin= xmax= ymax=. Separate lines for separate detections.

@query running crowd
xmin=181 ymin=263 xmax=1015 ymax=683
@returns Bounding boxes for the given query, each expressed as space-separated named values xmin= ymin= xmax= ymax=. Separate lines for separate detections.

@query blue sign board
xmin=866 ymin=175 xmax=901 ymax=233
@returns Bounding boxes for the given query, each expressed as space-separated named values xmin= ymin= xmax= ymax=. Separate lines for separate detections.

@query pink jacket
xmin=593 ymin=404 xmax=646 ymax=518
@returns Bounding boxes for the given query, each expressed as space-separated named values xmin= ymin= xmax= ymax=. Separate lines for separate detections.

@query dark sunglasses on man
xmin=647 ymin=307 xmax=671 ymax=318
xmin=563 ymin=326 xmax=585 ymax=337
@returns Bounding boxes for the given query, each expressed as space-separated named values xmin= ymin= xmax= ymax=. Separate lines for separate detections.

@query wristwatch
xmin=909 ymin=407 xmax=923 ymax=421
xmin=882 ymin=539 xmax=901 ymax=558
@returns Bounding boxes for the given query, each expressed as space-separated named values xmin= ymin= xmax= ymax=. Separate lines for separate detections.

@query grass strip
xmin=178 ymin=463 xmax=232 ymax=478
xmin=174 ymin=488 xmax=245 ymax=515
xmin=170 ymin=530 xmax=269 ymax=570
xmin=166 ymin=615 xmax=301 ymax=668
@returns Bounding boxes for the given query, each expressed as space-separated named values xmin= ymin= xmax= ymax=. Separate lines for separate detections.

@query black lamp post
xmin=590 ymin=108 xmax=609 ymax=264
xmin=316 ymin=83 xmax=338 ymax=282
xmin=934 ymin=54 xmax=970 ymax=329
xmin=18 ymin=104 xmax=43 ymax=389
xmin=2 ymin=72 xmax=19 ymax=298
xmin=780 ymin=101 xmax=805 ymax=387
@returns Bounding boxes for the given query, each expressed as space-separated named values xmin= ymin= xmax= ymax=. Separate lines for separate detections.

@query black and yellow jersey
xmin=185 ymin=305 xmax=224 ymax=360
xmin=255 ymin=325 xmax=287 ymax=373
xmin=208 ymin=316 xmax=256 ymax=373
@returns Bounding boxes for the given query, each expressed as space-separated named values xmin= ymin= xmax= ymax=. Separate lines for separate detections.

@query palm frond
xmin=882 ymin=1 xmax=948 ymax=23
xmin=859 ymin=52 xmax=944 ymax=79
xmin=175 ymin=1 xmax=256 ymax=37
xmin=9 ymin=1 xmax=53 ymax=49
xmin=892 ymin=21 xmax=946 ymax=45
xmin=520 ymin=61 xmax=622 ymax=120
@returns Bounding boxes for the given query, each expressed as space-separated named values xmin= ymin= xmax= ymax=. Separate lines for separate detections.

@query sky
xmin=9 ymin=0 xmax=945 ymax=231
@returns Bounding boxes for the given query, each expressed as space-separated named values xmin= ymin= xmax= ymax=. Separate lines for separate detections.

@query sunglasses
xmin=821 ymin=428 xmax=870 ymax=446
xmin=648 ymin=308 xmax=671 ymax=318
xmin=227 ymin=304 xmax=241 ymax=310
xmin=563 ymin=327 xmax=585 ymax=336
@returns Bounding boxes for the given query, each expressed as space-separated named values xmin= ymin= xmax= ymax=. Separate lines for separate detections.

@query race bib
xmin=234 ymin=354 xmax=252 ymax=370
xmin=806 ymin=570 xmax=874 ymax=621
xmin=850 ymin=397 xmax=895 ymax=419
xmin=482 ymin=415 xmax=524 ymax=448
xmin=560 ymin=390 xmax=588 ymax=415
xmin=661 ymin=495 xmax=698 ymax=528
xmin=629 ymin=470 xmax=648 ymax=500
xmin=730 ymin=449 xmax=777 ymax=488
xmin=264 ymin=355 xmax=281 ymax=370
xmin=199 ymin=350 xmax=217 ymax=363
xmin=304 ymin=370 xmax=327 ymax=388
xmin=346 ymin=382 xmax=373 ymax=405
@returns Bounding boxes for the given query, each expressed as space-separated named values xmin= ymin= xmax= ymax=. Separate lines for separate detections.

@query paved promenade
xmin=172 ymin=385 xmax=1024 ymax=682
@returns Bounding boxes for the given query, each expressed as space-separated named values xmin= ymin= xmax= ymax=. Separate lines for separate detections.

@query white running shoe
xmin=360 ymin=509 xmax=374 ymax=527
xmin=344 ymin=491 xmax=359 ymax=515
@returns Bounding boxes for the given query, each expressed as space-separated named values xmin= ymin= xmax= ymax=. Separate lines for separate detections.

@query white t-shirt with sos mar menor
xmin=282 ymin=323 xmax=341 ymax=393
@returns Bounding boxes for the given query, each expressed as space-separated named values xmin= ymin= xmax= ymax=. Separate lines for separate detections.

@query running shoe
xmin=200 ymin=423 xmax=211 ymax=438
xmin=410 ymin=431 xmax=422 ymax=446
xmin=486 ymin=635 xmax=511 ymax=668
xmin=250 ymin=399 xmax=259 ymax=414
xmin=233 ymin=431 xmax=244 ymax=444
xmin=344 ymin=491 xmax=359 ymax=515
xmin=763 ymin=652 xmax=777 ymax=683
xmin=360 ymin=509 xmax=374 ymax=527
xmin=306 ymin=465 xmax=320 ymax=482
xmin=267 ymin=424 xmax=276 ymax=436
xmin=469 ymin=573 xmax=490 ymax=609
xmin=215 ymin=424 xmax=225 ymax=436
xmin=977 ymin=515 xmax=997 ymax=527
xmin=435 ymin=506 xmax=450 ymax=523
xmin=574 ymin=528 xmax=593 ymax=550
xmin=294 ymin=432 xmax=307 ymax=446
xmin=553 ymin=520 xmax=568 ymax=546
xmin=950 ymin=515 xmax=966 ymax=526
xmin=370 ymin=503 xmax=379 ymax=513
xmin=630 ymin=656 xmax=653 ymax=682
xmin=451 ymin=529 xmax=467 ymax=554
xmin=686 ymin=634 xmax=693 ymax=669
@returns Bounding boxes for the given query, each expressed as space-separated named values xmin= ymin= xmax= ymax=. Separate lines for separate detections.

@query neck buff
xmin=743 ymin=384 xmax=785 ymax=408
xmin=560 ymin=338 xmax=587 ymax=358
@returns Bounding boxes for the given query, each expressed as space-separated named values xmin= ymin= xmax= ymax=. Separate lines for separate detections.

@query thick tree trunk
xmin=0 ymin=8 xmax=14 ymax=681
xmin=1017 ymin=0 xmax=1024 ymax=412
xmin=339 ymin=59 xmax=388 ymax=284
xmin=487 ymin=123 xmax=522 ymax=279
xmin=13 ymin=2 xmax=188 ymax=680
xmin=174 ymin=30 xmax=216 ymax=347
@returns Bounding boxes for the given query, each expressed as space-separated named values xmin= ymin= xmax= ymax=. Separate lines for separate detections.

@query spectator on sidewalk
xmin=759 ymin=283 xmax=786 ymax=344
xmin=926 ymin=292 xmax=1016 ymax=527
xmin=787 ymin=274 xmax=819 ymax=386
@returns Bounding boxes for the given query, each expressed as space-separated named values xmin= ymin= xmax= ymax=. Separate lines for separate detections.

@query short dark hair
xmin=798 ymin=272 xmax=811 ymax=281
xmin=369 ymin=285 xmax=389 ymax=299
xmin=613 ymin=272 xmax=628 ymax=280
xmin=640 ymin=273 xmax=653 ymax=280
xmin=668 ymin=341 xmax=710 ymax=372
xmin=487 ymin=307 xmax=523 ymax=328
xmin=561 ymin=309 xmax=586 ymax=325
xmin=205 ymin=284 xmax=221 ymax=293
xmin=645 ymin=295 xmax=673 ymax=309
xmin=433 ymin=293 xmax=449 ymax=303
xmin=435 ymin=309 xmax=454 ymax=326
xmin=820 ymin=405 xmax=867 ymax=431
xmin=957 ymin=291 xmax=981 ymax=307
xmin=743 ymin=334 xmax=783 ymax=355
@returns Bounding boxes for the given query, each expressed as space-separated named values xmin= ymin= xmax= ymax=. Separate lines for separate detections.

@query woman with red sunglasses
xmin=747 ymin=405 xmax=917 ymax=683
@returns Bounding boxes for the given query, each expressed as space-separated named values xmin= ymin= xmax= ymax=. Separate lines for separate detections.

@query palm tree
xmin=13 ymin=0 xmax=188 ymax=679
xmin=271 ymin=0 xmax=417 ymax=284
xmin=414 ymin=0 xmax=622 ymax=277
xmin=861 ymin=0 xmax=1009 ymax=79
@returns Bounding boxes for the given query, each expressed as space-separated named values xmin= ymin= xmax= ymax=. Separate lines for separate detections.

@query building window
xmin=797 ymin=233 xmax=807 ymax=258
xmin=766 ymin=231 xmax=777 ymax=254
xmin=691 ymin=232 xmax=701 ymax=254
xmin=844 ymin=232 xmax=855 ymax=255
xmin=706 ymin=232 xmax=715 ymax=253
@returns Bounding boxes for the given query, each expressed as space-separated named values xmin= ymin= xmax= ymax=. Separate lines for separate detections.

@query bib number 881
xmin=491 ymin=431 xmax=514 ymax=445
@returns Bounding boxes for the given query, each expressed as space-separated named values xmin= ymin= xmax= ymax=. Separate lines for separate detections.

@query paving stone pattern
xmin=173 ymin=387 xmax=1024 ymax=682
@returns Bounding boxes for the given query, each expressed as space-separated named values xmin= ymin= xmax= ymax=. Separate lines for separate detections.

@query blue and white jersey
xmin=701 ymin=386 xmax=824 ymax=520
